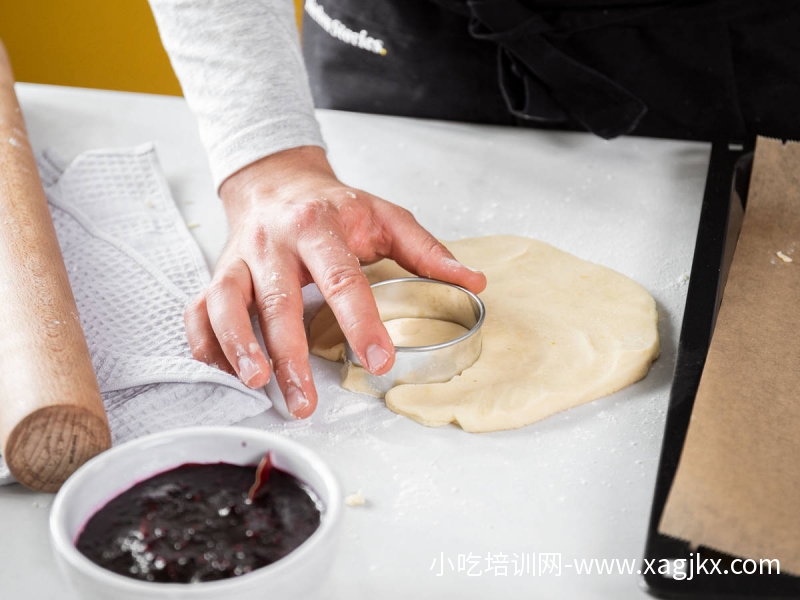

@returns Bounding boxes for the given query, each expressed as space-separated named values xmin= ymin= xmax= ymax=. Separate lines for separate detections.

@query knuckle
xmin=395 ymin=205 xmax=415 ymax=222
xmin=284 ymin=198 xmax=330 ymax=231
xmin=338 ymin=313 xmax=371 ymax=333
xmin=206 ymin=274 xmax=237 ymax=303
xmin=321 ymin=263 xmax=365 ymax=300
xmin=184 ymin=294 xmax=205 ymax=321
xmin=386 ymin=204 xmax=418 ymax=228
xmin=217 ymin=329 xmax=241 ymax=346
xmin=248 ymin=226 xmax=270 ymax=251
xmin=421 ymin=235 xmax=444 ymax=257
xmin=411 ymin=237 xmax=446 ymax=277
xmin=256 ymin=288 xmax=293 ymax=317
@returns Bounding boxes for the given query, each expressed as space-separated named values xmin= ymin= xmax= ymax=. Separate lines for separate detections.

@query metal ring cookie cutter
xmin=344 ymin=278 xmax=486 ymax=394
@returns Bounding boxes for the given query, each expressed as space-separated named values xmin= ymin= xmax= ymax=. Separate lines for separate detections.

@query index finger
xmin=298 ymin=232 xmax=395 ymax=376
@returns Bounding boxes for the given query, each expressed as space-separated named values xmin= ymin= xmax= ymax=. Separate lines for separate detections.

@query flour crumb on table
xmin=186 ymin=221 xmax=200 ymax=229
xmin=345 ymin=490 xmax=366 ymax=507
xmin=776 ymin=251 xmax=793 ymax=263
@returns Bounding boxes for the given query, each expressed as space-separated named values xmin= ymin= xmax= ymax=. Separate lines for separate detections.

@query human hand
xmin=184 ymin=146 xmax=486 ymax=418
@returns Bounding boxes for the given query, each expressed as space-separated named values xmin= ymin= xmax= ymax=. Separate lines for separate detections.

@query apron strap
xmin=466 ymin=0 xmax=650 ymax=139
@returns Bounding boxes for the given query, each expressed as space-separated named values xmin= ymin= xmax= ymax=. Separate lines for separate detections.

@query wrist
xmin=219 ymin=146 xmax=335 ymax=216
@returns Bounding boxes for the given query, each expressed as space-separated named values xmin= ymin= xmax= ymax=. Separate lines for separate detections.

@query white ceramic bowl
xmin=50 ymin=426 xmax=342 ymax=600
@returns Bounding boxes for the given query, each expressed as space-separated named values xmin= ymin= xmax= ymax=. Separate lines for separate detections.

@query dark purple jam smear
xmin=75 ymin=463 xmax=321 ymax=583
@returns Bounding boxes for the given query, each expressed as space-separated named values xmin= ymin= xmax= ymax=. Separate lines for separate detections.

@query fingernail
xmin=285 ymin=385 xmax=309 ymax=417
xmin=365 ymin=344 xmax=391 ymax=373
xmin=237 ymin=355 xmax=262 ymax=386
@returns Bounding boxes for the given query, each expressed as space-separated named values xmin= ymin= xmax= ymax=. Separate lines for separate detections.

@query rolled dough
xmin=308 ymin=235 xmax=660 ymax=433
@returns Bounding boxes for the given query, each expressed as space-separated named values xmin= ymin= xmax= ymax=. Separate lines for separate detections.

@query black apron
xmin=301 ymin=0 xmax=800 ymax=141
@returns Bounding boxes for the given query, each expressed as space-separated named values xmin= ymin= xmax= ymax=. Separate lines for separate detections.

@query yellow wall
xmin=0 ymin=0 xmax=304 ymax=96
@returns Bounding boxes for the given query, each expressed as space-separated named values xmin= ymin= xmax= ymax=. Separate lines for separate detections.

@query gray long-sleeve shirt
xmin=149 ymin=0 xmax=323 ymax=191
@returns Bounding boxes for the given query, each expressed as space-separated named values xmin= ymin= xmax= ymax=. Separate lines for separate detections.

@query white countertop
xmin=0 ymin=83 xmax=711 ymax=600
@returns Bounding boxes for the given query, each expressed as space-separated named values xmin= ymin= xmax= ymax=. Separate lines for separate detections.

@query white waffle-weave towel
xmin=0 ymin=144 xmax=272 ymax=485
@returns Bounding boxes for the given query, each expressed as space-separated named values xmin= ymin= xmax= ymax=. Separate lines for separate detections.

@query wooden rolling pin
xmin=0 ymin=41 xmax=110 ymax=492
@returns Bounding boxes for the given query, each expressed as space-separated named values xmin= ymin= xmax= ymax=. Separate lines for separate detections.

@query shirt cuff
xmin=207 ymin=112 xmax=326 ymax=192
